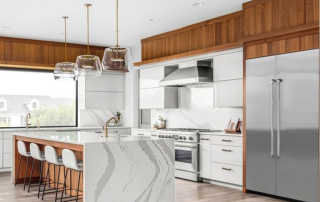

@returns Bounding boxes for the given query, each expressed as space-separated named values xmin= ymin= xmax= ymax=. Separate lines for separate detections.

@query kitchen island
xmin=12 ymin=131 xmax=175 ymax=202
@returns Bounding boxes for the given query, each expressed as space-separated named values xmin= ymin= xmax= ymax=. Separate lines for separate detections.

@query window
xmin=0 ymin=69 xmax=77 ymax=128
xmin=0 ymin=117 xmax=6 ymax=123
xmin=0 ymin=102 xmax=3 ymax=108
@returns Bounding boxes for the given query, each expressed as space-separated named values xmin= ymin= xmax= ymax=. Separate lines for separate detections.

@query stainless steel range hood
xmin=159 ymin=66 xmax=213 ymax=86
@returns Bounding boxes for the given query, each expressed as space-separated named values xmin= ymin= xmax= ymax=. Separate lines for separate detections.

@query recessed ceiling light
xmin=193 ymin=2 xmax=205 ymax=7
xmin=149 ymin=19 xmax=159 ymax=22
xmin=1 ymin=26 xmax=11 ymax=29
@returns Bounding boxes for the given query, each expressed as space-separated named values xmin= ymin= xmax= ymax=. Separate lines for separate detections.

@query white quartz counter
xmin=13 ymin=131 xmax=153 ymax=145
xmin=0 ymin=126 xmax=131 ymax=132
xmin=199 ymin=131 xmax=243 ymax=137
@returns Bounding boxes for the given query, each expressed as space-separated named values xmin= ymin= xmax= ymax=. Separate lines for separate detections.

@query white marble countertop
xmin=0 ymin=126 xmax=132 ymax=132
xmin=13 ymin=131 xmax=159 ymax=145
xmin=199 ymin=131 xmax=243 ymax=137
xmin=131 ymin=128 xmax=158 ymax=131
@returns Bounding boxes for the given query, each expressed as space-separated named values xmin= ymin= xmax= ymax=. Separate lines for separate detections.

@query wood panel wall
xmin=140 ymin=11 xmax=243 ymax=63
xmin=137 ymin=0 xmax=319 ymax=66
xmin=0 ymin=37 xmax=105 ymax=70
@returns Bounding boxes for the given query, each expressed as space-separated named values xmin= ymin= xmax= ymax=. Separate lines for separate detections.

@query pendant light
xmin=75 ymin=4 xmax=102 ymax=77
xmin=102 ymin=0 xmax=133 ymax=72
xmin=54 ymin=16 xmax=78 ymax=80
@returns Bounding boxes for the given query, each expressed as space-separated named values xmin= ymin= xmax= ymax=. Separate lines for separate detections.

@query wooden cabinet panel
xmin=305 ymin=0 xmax=319 ymax=24
xmin=0 ymin=41 xmax=4 ymax=62
xmin=166 ymin=32 xmax=189 ymax=56
xmin=246 ymin=33 xmax=319 ymax=59
xmin=142 ymin=38 xmax=166 ymax=61
xmin=273 ymin=0 xmax=305 ymax=31
xmin=189 ymin=27 xmax=206 ymax=51
xmin=206 ymin=24 xmax=216 ymax=48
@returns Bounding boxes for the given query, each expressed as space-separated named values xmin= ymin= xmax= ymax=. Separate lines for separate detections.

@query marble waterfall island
xmin=12 ymin=131 xmax=175 ymax=202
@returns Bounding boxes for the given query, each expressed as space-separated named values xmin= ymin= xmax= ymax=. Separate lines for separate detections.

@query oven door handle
xmin=175 ymin=145 xmax=197 ymax=149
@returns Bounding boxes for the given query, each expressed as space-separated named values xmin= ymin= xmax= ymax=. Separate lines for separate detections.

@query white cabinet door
xmin=86 ymin=74 xmax=124 ymax=92
xmin=2 ymin=132 xmax=12 ymax=140
xmin=3 ymin=139 xmax=12 ymax=154
xmin=211 ymin=162 xmax=242 ymax=185
xmin=3 ymin=153 xmax=11 ymax=168
xmin=211 ymin=145 xmax=243 ymax=166
xmin=199 ymin=135 xmax=211 ymax=179
xmin=85 ymin=92 xmax=124 ymax=109
xmin=140 ymin=87 xmax=178 ymax=109
xmin=131 ymin=130 xmax=151 ymax=137
xmin=214 ymin=51 xmax=243 ymax=81
xmin=0 ymin=133 xmax=2 ymax=168
xmin=140 ymin=66 xmax=165 ymax=89
xmin=214 ymin=79 xmax=243 ymax=107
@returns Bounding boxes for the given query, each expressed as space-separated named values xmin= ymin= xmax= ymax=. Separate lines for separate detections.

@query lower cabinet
xmin=0 ymin=132 xmax=13 ymax=170
xmin=131 ymin=129 xmax=152 ymax=137
xmin=200 ymin=134 xmax=243 ymax=186
xmin=111 ymin=128 xmax=131 ymax=135
xmin=200 ymin=135 xmax=211 ymax=179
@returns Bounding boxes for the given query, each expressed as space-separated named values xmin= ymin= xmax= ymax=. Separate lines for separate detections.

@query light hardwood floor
xmin=0 ymin=172 xmax=287 ymax=202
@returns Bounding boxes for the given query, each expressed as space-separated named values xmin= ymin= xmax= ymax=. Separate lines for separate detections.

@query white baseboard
xmin=203 ymin=179 xmax=242 ymax=190
xmin=0 ymin=168 xmax=11 ymax=172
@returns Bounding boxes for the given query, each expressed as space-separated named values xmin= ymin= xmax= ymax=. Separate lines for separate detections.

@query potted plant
xmin=116 ymin=111 xmax=122 ymax=126
xmin=158 ymin=116 xmax=166 ymax=129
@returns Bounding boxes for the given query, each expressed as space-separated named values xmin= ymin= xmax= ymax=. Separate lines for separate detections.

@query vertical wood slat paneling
xmin=305 ymin=0 xmax=320 ymax=24
xmin=142 ymin=38 xmax=167 ymax=61
xmin=245 ymin=33 xmax=319 ymax=59
xmin=0 ymin=41 xmax=4 ymax=62
xmin=166 ymin=31 xmax=189 ymax=56
xmin=189 ymin=27 xmax=206 ymax=51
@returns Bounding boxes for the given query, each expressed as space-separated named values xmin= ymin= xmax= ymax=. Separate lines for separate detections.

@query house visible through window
xmin=0 ymin=69 xmax=77 ymax=128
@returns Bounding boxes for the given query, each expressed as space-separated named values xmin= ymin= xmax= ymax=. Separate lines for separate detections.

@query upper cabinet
xmin=79 ymin=72 xmax=125 ymax=110
xmin=140 ymin=65 xmax=178 ymax=109
xmin=140 ymin=66 xmax=178 ymax=89
xmin=214 ymin=51 xmax=243 ymax=81
xmin=213 ymin=50 xmax=243 ymax=108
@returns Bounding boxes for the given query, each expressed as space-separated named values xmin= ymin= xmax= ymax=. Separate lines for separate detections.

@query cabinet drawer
xmin=3 ymin=139 xmax=12 ymax=154
xmin=131 ymin=130 xmax=151 ymax=137
xmin=3 ymin=153 xmax=12 ymax=168
xmin=211 ymin=162 xmax=242 ymax=185
xmin=211 ymin=135 xmax=242 ymax=146
xmin=113 ymin=129 xmax=131 ymax=135
xmin=3 ymin=132 xmax=12 ymax=140
xmin=211 ymin=145 xmax=242 ymax=166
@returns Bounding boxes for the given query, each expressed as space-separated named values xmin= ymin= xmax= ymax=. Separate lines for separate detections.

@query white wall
xmin=151 ymin=84 xmax=243 ymax=130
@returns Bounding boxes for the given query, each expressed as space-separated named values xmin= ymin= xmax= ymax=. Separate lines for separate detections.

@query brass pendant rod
xmin=62 ymin=16 xmax=68 ymax=62
xmin=85 ymin=4 xmax=92 ymax=55
xmin=116 ymin=0 xmax=119 ymax=46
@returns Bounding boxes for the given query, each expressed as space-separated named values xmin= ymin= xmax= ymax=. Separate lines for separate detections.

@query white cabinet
xmin=200 ymin=135 xmax=211 ymax=179
xmin=140 ymin=87 xmax=178 ymax=109
xmin=79 ymin=72 xmax=125 ymax=110
xmin=211 ymin=145 xmax=243 ymax=166
xmin=3 ymin=153 xmax=11 ymax=168
xmin=214 ymin=51 xmax=243 ymax=81
xmin=211 ymin=162 xmax=243 ymax=185
xmin=214 ymin=79 xmax=243 ymax=107
xmin=112 ymin=128 xmax=131 ymax=135
xmin=0 ymin=132 xmax=12 ymax=170
xmin=140 ymin=66 xmax=178 ymax=89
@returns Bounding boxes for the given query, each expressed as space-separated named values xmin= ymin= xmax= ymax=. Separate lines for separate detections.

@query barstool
xmin=15 ymin=141 xmax=32 ymax=191
xmin=28 ymin=143 xmax=46 ymax=198
xmin=60 ymin=149 xmax=83 ymax=202
xmin=42 ymin=146 xmax=65 ymax=201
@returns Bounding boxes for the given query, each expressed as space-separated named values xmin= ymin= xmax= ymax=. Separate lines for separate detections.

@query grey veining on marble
xmin=151 ymin=85 xmax=243 ymax=130
xmin=85 ymin=139 xmax=175 ymax=202
xmin=80 ymin=109 xmax=128 ymax=127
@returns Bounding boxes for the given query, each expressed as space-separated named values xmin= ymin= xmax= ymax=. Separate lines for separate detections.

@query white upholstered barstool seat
xmin=60 ymin=149 xmax=83 ymax=202
xmin=15 ymin=141 xmax=32 ymax=190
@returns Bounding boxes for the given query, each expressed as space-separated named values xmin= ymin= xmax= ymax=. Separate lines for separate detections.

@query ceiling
xmin=0 ymin=0 xmax=249 ymax=48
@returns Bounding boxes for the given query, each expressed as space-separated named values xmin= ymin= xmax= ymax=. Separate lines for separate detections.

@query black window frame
xmin=0 ymin=68 xmax=78 ymax=129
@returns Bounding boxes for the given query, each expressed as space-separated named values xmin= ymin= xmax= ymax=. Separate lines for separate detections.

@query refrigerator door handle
xmin=271 ymin=79 xmax=276 ymax=158
xmin=277 ymin=79 xmax=282 ymax=158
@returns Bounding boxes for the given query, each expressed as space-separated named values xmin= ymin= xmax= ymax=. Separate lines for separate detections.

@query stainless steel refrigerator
xmin=246 ymin=49 xmax=319 ymax=202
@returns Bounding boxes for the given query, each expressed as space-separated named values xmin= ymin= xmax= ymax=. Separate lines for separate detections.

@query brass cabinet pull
xmin=201 ymin=138 xmax=209 ymax=140
xmin=222 ymin=149 xmax=232 ymax=152
xmin=222 ymin=139 xmax=232 ymax=142
xmin=222 ymin=167 xmax=232 ymax=171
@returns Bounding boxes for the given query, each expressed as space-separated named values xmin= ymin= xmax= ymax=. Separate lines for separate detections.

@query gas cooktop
xmin=157 ymin=128 xmax=210 ymax=132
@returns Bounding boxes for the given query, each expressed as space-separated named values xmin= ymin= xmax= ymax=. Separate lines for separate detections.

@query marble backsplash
xmin=79 ymin=109 xmax=128 ymax=127
xmin=151 ymin=84 xmax=243 ymax=130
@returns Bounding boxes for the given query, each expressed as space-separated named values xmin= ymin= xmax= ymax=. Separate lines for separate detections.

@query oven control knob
xmin=158 ymin=135 xmax=161 ymax=138
xmin=165 ymin=135 xmax=169 ymax=138
xmin=169 ymin=135 xmax=172 ymax=138
xmin=189 ymin=137 xmax=193 ymax=141
xmin=179 ymin=136 xmax=183 ymax=140
xmin=183 ymin=136 xmax=187 ymax=140
xmin=161 ymin=135 xmax=165 ymax=138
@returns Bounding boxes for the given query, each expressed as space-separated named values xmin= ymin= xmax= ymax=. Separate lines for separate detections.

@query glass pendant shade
xmin=102 ymin=46 xmax=133 ymax=72
xmin=75 ymin=54 xmax=102 ymax=77
xmin=54 ymin=62 xmax=77 ymax=80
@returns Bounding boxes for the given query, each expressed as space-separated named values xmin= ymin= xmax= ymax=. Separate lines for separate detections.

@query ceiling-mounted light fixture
xmin=102 ymin=0 xmax=133 ymax=72
xmin=54 ymin=16 xmax=77 ymax=80
xmin=75 ymin=4 xmax=102 ymax=77
xmin=193 ymin=2 xmax=205 ymax=7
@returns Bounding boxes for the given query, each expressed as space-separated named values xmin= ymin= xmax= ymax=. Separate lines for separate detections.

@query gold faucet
xmin=103 ymin=117 xmax=118 ymax=138
xmin=37 ymin=120 xmax=40 ymax=129
xmin=26 ymin=113 xmax=31 ymax=129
